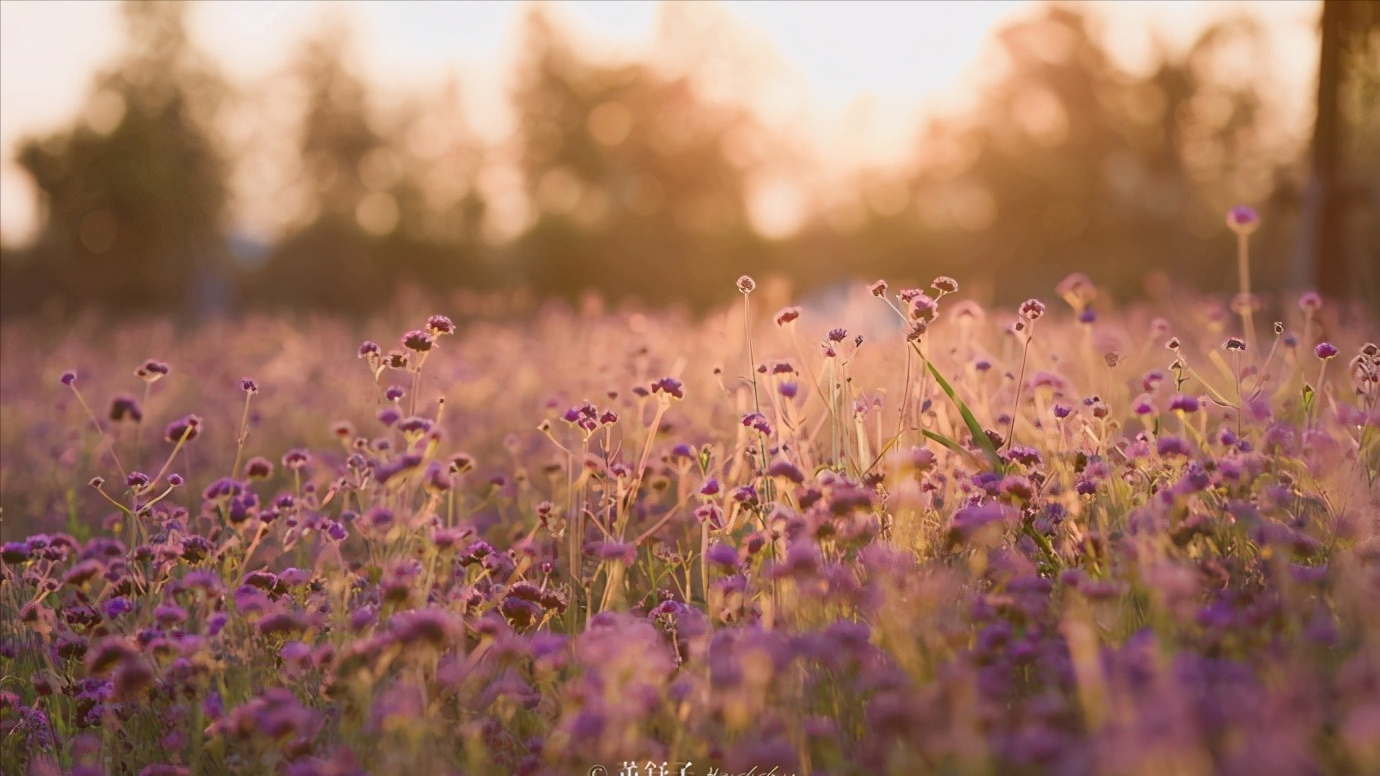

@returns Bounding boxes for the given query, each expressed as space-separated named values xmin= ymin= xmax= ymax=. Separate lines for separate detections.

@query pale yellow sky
xmin=0 ymin=0 xmax=1320 ymax=245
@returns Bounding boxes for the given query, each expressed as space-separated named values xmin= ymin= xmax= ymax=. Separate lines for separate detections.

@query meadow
xmin=1 ymin=255 xmax=1378 ymax=775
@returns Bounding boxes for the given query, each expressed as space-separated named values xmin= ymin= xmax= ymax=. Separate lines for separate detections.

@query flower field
xmin=2 ymin=272 xmax=1378 ymax=776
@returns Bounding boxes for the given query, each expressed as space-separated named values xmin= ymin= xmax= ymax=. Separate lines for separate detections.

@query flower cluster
xmin=2 ymin=286 xmax=1377 ymax=776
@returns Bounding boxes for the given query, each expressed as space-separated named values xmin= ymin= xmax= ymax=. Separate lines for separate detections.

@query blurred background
xmin=0 ymin=0 xmax=1376 ymax=320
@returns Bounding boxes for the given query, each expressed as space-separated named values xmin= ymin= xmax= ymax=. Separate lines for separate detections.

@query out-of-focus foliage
xmin=243 ymin=21 xmax=492 ymax=315
xmin=1 ymin=278 xmax=1378 ymax=775
xmin=511 ymin=7 xmax=766 ymax=308
xmin=2 ymin=1 xmax=229 ymax=317
xmin=789 ymin=6 xmax=1305 ymax=304
xmin=0 ymin=0 xmax=1375 ymax=320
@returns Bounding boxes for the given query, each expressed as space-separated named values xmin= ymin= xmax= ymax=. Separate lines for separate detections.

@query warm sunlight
xmin=0 ymin=0 xmax=1318 ymax=245
xmin=2 ymin=3 xmax=1378 ymax=774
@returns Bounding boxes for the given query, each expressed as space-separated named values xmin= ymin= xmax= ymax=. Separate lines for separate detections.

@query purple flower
xmin=245 ymin=456 xmax=274 ymax=479
xmin=908 ymin=294 xmax=939 ymax=323
xmin=64 ymin=559 xmax=104 ymax=586
xmin=375 ymin=454 xmax=423 ymax=484
xmin=202 ymin=477 xmax=244 ymax=500
xmin=999 ymin=474 xmax=1035 ymax=501
xmin=1156 ymin=435 xmax=1191 ymax=458
xmin=154 ymin=604 xmax=187 ymax=626
xmin=60 ymin=370 xmax=77 ymax=386
xmin=401 ymin=329 xmax=433 ymax=352
xmin=256 ymin=612 xmax=310 ymax=636
xmin=706 ymin=542 xmax=740 ymax=569
xmin=767 ymin=460 xmax=805 ymax=483
xmin=1315 ymin=342 xmax=1338 ymax=360
xmin=358 ymin=341 xmax=381 ymax=358
xmin=136 ymin=360 xmax=170 ymax=382
xmin=397 ymin=416 xmax=433 ymax=435
xmin=774 ymin=306 xmax=800 ymax=326
xmin=741 ymin=412 xmax=772 ymax=435
xmin=1169 ymin=394 xmax=1200 ymax=413
xmin=1 ymin=542 xmax=29 ymax=564
xmin=427 ymin=314 xmax=455 ymax=335
xmin=869 ymin=279 xmax=889 ymax=297
xmin=1001 ymin=445 xmax=1042 ymax=467
xmin=164 ymin=415 xmax=201 ymax=443
xmin=1226 ymin=204 xmax=1259 ymax=233
xmin=108 ymin=394 xmax=143 ymax=422
xmin=651 ymin=377 xmax=684 ymax=400
xmin=102 ymin=597 xmax=134 ymax=619
xmin=365 ymin=507 xmax=394 ymax=530
xmin=391 ymin=609 xmax=458 ymax=647
xmin=736 ymin=275 xmax=756 ymax=293
xmin=949 ymin=502 xmax=1014 ymax=542
xmin=1019 ymin=299 xmax=1046 ymax=321
xmin=696 ymin=503 xmax=727 ymax=531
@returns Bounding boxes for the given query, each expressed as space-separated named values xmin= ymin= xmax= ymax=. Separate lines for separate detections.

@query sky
xmin=0 ymin=0 xmax=1320 ymax=246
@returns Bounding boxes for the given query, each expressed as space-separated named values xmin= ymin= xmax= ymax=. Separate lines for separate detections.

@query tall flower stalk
xmin=1227 ymin=204 xmax=1260 ymax=352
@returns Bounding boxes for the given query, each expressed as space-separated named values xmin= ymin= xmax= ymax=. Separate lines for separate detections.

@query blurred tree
xmin=1299 ymin=0 xmax=1379 ymax=306
xmin=388 ymin=78 xmax=492 ymax=292
xmin=868 ymin=5 xmax=1293 ymax=305
xmin=4 ymin=0 xmax=229 ymax=318
xmin=246 ymin=19 xmax=395 ymax=313
xmin=246 ymin=18 xmax=492 ymax=314
xmin=509 ymin=5 xmax=763 ymax=309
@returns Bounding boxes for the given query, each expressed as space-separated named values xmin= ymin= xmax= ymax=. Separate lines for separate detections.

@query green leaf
xmin=923 ymin=430 xmax=980 ymax=464
xmin=923 ymin=356 xmax=1004 ymax=471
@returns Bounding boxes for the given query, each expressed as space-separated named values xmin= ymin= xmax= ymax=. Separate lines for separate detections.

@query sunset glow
xmin=0 ymin=0 xmax=1318 ymax=245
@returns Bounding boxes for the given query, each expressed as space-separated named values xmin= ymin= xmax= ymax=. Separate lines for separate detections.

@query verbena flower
xmin=1227 ymin=204 xmax=1260 ymax=234
xmin=164 ymin=415 xmax=201 ymax=443
xmin=426 ymin=314 xmax=455 ymax=335
xmin=1019 ymin=299 xmax=1046 ymax=321
xmin=1169 ymin=394 xmax=1200 ymax=413
xmin=240 ymin=456 xmax=272 ymax=479
xmin=108 ymin=394 xmax=143 ymax=422
xmin=136 ymin=360 xmax=170 ymax=383
xmin=401 ymin=329 xmax=433 ymax=352
xmin=651 ymin=377 xmax=684 ymax=400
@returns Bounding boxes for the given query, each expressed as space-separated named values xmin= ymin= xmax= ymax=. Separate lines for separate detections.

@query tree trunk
xmin=1298 ymin=0 xmax=1348 ymax=297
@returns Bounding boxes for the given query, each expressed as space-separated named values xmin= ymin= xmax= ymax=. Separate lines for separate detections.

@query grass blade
xmin=921 ymin=352 xmax=1004 ymax=471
